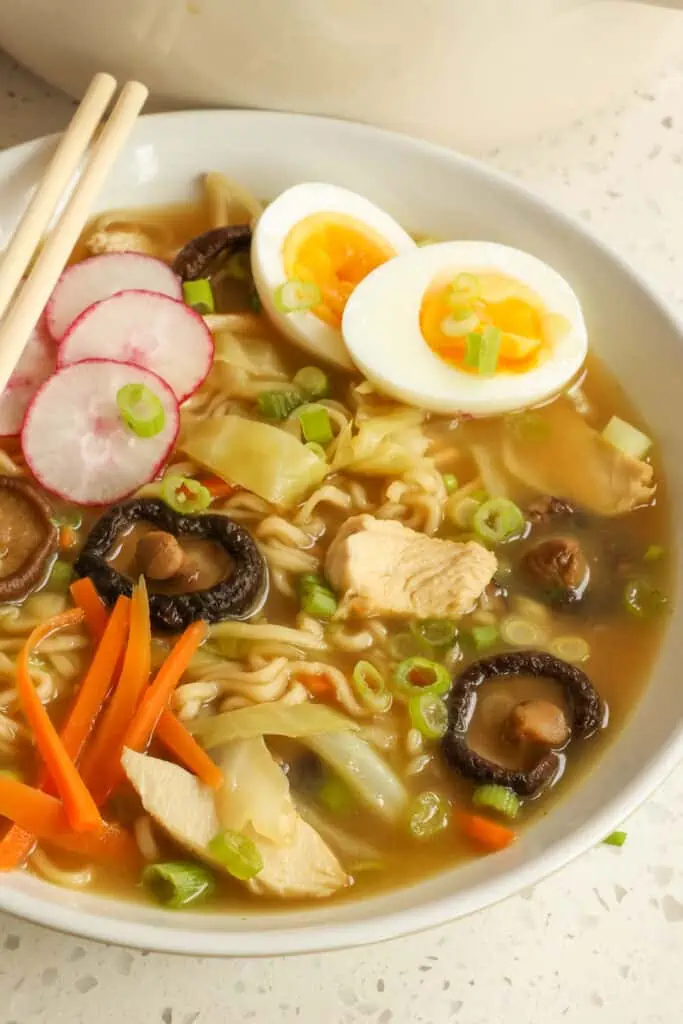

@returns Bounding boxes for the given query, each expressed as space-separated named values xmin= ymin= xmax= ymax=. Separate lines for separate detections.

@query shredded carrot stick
xmin=0 ymin=596 xmax=130 ymax=867
xmin=0 ymin=776 xmax=138 ymax=868
xmin=201 ymin=475 xmax=238 ymax=500
xmin=16 ymin=609 xmax=101 ymax=833
xmin=156 ymin=710 xmax=223 ymax=790
xmin=459 ymin=812 xmax=516 ymax=852
xmin=300 ymin=673 xmax=336 ymax=701
xmin=82 ymin=580 xmax=152 ymax=805
xmin=53 ymin=595 xmax=131 ymax=771
xmin=70 ymin=577 xmax=108 ymax=642
xmin=0 ymin=827 xmax=34 ymax=871
xmin=124 ymin=620 xmax=208 ymax=755
xmin=58 ymin=525 xmax=77 ymax=552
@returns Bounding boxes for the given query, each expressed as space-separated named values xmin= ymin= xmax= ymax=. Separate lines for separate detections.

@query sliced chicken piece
xmin=244 ymin=817 xmax=349 ymax=899
xmin=122 ymin=748 xmax=220 ymax=858
xmin=325 ymin=514 xmax=497 ymax=620
xmin=502 ymin=397 xmax=655 ymax=516
xmin=122 ymin=745 xmax=348 ymax=900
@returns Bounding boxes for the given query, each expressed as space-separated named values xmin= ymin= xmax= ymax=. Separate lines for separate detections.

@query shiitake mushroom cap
xmin=172 ymin=225 xmax=252 ymax=282
xmin=441 ymin=650 xmax=604 ymax=796
xmin=75 ymin=498 xmax=267 ymax=632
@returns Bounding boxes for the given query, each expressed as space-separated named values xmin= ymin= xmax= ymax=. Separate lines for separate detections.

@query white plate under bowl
xmin=0 ymin=110 xmax=680 ymax=957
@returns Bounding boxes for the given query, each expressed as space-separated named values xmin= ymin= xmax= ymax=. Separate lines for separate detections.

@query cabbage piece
xmin=181 ymin=414 xmax=327 ymax=507
xmin=213 ymin=330 xmax=288 ymax=380
xmin=214 ymin=737 xmax=296 ymax=844
xmin=332 ymin=408 xmax=430 ymax=477
xmin=207 ymin=331 xmax=290 ymax=398
xmin=191 ymin=702 xmax=357 ymax=750
xmin=303 ymin=730 xmax=408 ymax=823
xmin=502 ymin=397 xmax=655 ymax=516
xmin=295 ymin=795 xmax=383 ymax=864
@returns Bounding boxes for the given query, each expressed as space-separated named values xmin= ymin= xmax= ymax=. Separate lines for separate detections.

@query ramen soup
xmin=0 ymin=173 xmax=670 ymax=911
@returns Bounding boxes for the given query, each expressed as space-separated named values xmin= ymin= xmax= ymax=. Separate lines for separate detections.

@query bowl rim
xmin=0 ymin=106 xmax=681 ymax=957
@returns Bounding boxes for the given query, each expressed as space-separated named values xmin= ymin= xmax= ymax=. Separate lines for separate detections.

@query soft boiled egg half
xmin=342 ymin=241 xmax=588 ymax=415
xmin=251 ymin=183 xmax=416 ymax=369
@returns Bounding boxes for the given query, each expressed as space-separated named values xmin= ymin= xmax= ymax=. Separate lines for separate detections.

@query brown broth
xmin=1 ymin=198 xmax=672 ymax=912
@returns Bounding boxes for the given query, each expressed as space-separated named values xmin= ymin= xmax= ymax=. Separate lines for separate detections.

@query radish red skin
xmin=46 ymin=252 xmax=182 ymax=342
xmin=21 ymin=359 xmax=180 ymax=507
xmin=0 ymin=317 xmax=55 ymax=438
xmin=57 ymin=289 xmax=214 ymax=403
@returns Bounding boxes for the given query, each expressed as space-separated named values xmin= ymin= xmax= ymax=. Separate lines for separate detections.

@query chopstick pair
xmin=0 ymin=73 xmax=149 ymax=394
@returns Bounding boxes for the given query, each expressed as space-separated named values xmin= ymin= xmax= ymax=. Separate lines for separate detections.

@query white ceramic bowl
xmin=1 ymin=0 xmax=682 ymax=152
xmin=0 ymin=110 xmax=680 ymax=956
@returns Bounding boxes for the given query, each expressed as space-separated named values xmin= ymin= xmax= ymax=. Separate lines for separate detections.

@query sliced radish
xmin=0 ymin=319 xmax=56 ymax=437
xmin=58 ymin=290 xmax=214 ymax=402
xmin=22 ymin=359 xmax=179 ymax=506
xmin=47 ymin=252 xmax=181 ymax=341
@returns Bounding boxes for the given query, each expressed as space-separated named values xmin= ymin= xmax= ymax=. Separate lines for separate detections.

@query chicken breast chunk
xmin=325 ymin=514 xmax=497 ymax=620
xmin=122 ymin=747 xmax=348 ymax=900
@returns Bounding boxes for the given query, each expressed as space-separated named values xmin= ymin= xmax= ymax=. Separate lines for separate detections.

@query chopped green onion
xmin=409 ymin=692 xmax=448 ymax=740
xmin=440 ymin=312 xmax=479 ymax=337
xmin=410 ymin=619 xmax=457 ymax=648
xmin=442 ymin=473 xmax=458 ymax=495
xmin=408 ymin=791 xmax=450 ymax=839
xmin=304 ymin=441 xmax=327 ymax=461
xmin=447 ymin=494 xmax=483 ymax=530
xmin=296 ymin=404 xmax=333 ymax=445
xmin=293 ymin=366 xmax=330 ymax=399
xmin=274 ymin=280 xmax=322 ymax=314
xmin=207 ymin=830 xmax=263 ymax=880
xmin=116 ymin=383 xmax=166 ymax=439
xmin=467 ymin=625 xmax=499 ymax=651
xmin=250 ymin=288 xmax=262 ymax=313
xmin=603 ymin=830 xmax=627 ymax=847
xmin=318 ymin=774 xmax=355 ymax=814
xmin=161 ymin=475 xmax=211 ymax=515
xmin=47 ymin=559 xmax=73 ymax=592
xmin=257 ymin=389 xmax=303 ymax=420
xmin=393 ymin=657 xmax=451 ymax=698
xmin=548 ymin=635 xmax=590 ymax=663
xmin=452 ymin=273 xmax=479 ymax=297
xmin=500 ymin=615 xmax=547 ymax=648
xmin=182 ymin=277 xmax=215 ymax=314
xmin=602 ymin=415 xmax=652 ymax=459
xmin=142 ymin=861 xmax=215 ymax=909
xmin=472 ymin=784 xmax=521 ymax=819
xmin=225 ymin=251 xmax=250 ymax=281
xmin=297 ymin=574 xmax=337 ymax=619
xmin=464 ymin=326 xmax=501 ymax=376
xmin=644 ymin=544 xmax=665 ymax=562
xmin=473 ymin=497 xmax=525 ymax=544
xmin=351 ymin=660 xmax=392 ymax=713
xmin=623 ymin=578 xmax=668 ymax=619
xmin=388 ymin=631 xmax=424 ymax=660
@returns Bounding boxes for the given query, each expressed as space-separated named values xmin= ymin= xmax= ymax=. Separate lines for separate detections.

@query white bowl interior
xmin=0 ymin=111 xmax=680 ymax=956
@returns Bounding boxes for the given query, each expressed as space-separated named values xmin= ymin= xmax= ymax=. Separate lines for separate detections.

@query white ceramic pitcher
xmin=0 ymin=0 xmax=681 ymax=152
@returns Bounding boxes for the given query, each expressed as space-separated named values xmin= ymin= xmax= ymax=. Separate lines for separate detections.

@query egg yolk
xmin=420 ymin=273 xmax=549 ymax=375
xmin=283 ymin=212 xmax=396 ymax=327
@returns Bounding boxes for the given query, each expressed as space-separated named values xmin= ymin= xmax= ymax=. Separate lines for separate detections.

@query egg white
xmin=341 ymin=240 xmax=588 ymax=415
xmin=251 ymin=183 xmax=416 ymax=370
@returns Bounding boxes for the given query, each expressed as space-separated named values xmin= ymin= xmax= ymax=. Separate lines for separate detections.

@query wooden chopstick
xmin=0 ymin=72 xmax=117 ymax=323
xmin=0 ymin=78 xmax=149 ymax=395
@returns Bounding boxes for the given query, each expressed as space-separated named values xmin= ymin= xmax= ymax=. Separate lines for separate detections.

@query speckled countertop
xmin=1 ymin=45 xmax=683 ymax=1024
